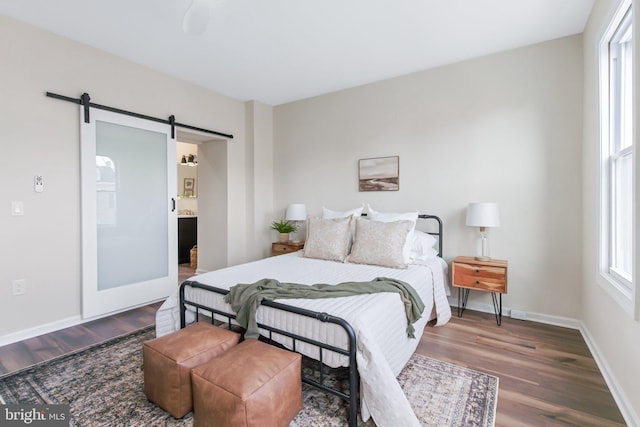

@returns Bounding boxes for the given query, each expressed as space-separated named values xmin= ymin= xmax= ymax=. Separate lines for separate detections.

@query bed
xmin=156 ymin=210 xmax=451 ymax=427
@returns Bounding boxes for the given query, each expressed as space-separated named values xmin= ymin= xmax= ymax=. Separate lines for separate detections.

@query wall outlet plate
xmin=510 ymin=309 xmax=527 ymax=320
xmin=12 ymin=279 xmax=26 ymax=295
xmin=11 ymin=201 xmax=24 ymax=216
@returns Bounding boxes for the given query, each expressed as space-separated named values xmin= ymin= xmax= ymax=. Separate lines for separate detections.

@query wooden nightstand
xmin=271 ymin=241 xmax=304 ymax=256
xmin=451 ymin=256 xmax=508 ymax=325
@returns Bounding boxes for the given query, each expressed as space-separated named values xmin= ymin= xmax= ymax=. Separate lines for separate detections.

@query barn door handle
xmin=171 ymin=198 xmax=176 ymax=212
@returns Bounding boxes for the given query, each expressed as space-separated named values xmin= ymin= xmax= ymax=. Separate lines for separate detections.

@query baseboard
xmin=0 ymin=298 xmax=165 ymax=348
xmin=0 ymin=315 xmax=84 ymax=347
xmin=579 ymin=322 xmax=639 ymax=427
xmin=447 ymin=297 xmax=582 ymax=330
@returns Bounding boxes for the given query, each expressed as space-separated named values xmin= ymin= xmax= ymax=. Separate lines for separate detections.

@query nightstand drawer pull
xmin=476 ymin=280 xmax=480 ymax=284
xmin=475 ymin=269 xmax=480 ymax=273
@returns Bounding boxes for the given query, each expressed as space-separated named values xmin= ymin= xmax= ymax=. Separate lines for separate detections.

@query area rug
xmin=0 ymin=326 xmax=498 ymax=426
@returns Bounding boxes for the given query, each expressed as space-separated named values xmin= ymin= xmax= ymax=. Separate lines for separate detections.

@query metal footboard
xmin=179 ymin=280 xmax=359 ymax=427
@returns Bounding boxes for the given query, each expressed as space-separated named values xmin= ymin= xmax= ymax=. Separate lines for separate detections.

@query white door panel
xmin=81 ymin=108 xmax=177 ymax=318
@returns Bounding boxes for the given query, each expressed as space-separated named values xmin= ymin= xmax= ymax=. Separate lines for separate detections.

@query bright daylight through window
xmin=600 ymin=0 xmax=634 ymax=309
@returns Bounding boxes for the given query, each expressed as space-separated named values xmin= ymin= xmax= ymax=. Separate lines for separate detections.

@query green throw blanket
xmin=224 ymin=277 xmax=425 ymax=340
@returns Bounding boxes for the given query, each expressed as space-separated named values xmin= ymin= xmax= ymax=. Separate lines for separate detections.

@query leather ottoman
xmin=143 ymin=322 xmax=240 ymax=418
xmin=191 ymin=339 xmax=303 ymax=427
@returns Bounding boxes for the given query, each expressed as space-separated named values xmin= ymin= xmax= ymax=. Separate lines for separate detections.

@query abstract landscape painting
xmin=359 ymin=156 xmax=399 ymax=191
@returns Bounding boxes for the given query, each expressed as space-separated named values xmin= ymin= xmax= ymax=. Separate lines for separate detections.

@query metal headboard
xmin=418 ymin=214 xmax=443 ymax=258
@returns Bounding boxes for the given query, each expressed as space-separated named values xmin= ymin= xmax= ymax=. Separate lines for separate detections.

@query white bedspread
xmin=156 ymin=252 xmax=451 ymax=426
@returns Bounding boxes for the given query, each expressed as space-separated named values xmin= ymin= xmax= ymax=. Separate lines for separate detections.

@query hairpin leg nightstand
xmin=451 ymin=256 xmax=508 ymax=326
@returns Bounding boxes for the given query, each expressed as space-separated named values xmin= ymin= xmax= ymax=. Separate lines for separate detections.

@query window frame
xmin=598 ymin=0 xmax=636 ymax=317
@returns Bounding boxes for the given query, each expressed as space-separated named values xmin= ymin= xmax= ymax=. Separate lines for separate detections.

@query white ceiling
xmin=0 ymin=0 xmax=594 ymax=106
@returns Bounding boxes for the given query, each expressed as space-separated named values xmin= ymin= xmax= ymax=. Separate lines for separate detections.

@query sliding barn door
xmin=80 ymin=108 xmax=177 ymax=319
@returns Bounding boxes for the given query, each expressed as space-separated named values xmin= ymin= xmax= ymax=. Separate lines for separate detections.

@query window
xmin=600 ymin=0 xmax=634 ymax=311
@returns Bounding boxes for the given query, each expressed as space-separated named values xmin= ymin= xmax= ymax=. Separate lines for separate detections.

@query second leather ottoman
xmin=191 ymin=339 xmax=303 ymax=427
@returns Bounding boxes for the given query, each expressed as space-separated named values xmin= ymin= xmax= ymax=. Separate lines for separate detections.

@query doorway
xmin=176 ymin=141 xmax=198 ymax=281
xmin=175 ymin=129 xmax=229 ymax=277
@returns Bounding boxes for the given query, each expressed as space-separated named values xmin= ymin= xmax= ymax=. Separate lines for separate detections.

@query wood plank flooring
xmin=418 ymin=310 xmax=626 ymax=426
xmin=0 ymin=280 xmax=626 ymax=426
xmin=0 ymin=301 xmax=162 ymax=375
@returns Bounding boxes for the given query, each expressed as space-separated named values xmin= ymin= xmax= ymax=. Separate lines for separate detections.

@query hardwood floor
xmin=0 ymin=301 xmax=161 ymax=375
xmin=418 ymin=310 xmax=626 ymax=426
xmin=0 ymin=290 xmax=626 ymax=426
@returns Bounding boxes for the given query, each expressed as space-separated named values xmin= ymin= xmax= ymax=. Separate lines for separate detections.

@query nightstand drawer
xmin=272 ymin=243 xmax=297 ymax=254
xmin=271 ymin=241 xmax=304 ymax=256
xmin=452 ymin=262 xmax=507 ymax=293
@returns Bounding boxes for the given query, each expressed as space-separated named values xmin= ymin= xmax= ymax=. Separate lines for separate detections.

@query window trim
xmin=598 ymin=0 xmax=636 ymax=318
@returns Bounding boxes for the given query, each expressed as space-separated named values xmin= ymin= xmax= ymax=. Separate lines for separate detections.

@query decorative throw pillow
xmin=322 ymin=205 xmax=363 ymax=242
xmin=367 ymin=204 xmax=418 ymax=263
xmin=348 ymin=218 xmax=414 ymax=268
xmin=303 ymin=216 xmax=352 ymax=262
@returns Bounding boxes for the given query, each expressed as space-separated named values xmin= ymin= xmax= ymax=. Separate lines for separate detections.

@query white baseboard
xmin=579 ymin=323 xmax=639 ymax=427
xmin=447 ymin=296 xmax=581 ymax=329
xmin=0 ymin=315 xmax=83 ymax=347
xmin=447 ymin=296 xmax=637 ymax=426
xmin=0 ymin=298 xmax=165 ymax=348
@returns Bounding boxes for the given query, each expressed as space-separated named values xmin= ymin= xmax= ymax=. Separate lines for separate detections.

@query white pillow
xmin=348 ymin=218 xmax=414 ymax=268
xmin=322 ymin=205 xmax=364 ymax=219
xmin=367 ymin=204 xmax=418 ymax=263
xmin=303 ymin=216 xmax=352 ymax=262
xmin=411 ymin=230 xmax=439 ymax=261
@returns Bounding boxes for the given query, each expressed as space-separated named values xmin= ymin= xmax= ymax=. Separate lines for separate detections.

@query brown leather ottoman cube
xmin=191 ymin=339 xmax=303 ymax=427
xmin=143 ymin=322 xmax=240 ymax=418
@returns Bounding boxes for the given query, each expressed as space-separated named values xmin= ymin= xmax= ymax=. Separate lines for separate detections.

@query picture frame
xmin=183 ymin=178 xmax=195 ymax=197
xmin=358 ymin=156 xmax=399 ymax=191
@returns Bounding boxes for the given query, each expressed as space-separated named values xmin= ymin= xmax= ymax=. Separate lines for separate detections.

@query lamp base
xmin=475 ymin=256 xmax=492 ymax=261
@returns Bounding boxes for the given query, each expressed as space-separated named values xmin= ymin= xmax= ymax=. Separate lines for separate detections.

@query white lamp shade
xmin=466 ymin=202 xmax=500 ymax=227
xmin=285 ymin=204 xmax=307 ymax=221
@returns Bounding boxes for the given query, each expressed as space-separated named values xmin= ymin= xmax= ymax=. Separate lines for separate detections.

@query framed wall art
xmin=358 ymin=156 xmax=399 ymax=191
xmin=183 ymin=178 xmax=195 ymax=197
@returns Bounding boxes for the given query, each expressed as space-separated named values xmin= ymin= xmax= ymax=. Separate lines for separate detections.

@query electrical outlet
xmin=12 ymin=279 xmax=26 ymax=296
xmin=11 ymin=201 xmax=24 ymax=216
xmin=511 ymin=309 xmax=527 ymax=320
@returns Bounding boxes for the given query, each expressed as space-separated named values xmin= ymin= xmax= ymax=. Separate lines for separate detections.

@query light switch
xmin=11 ymin=201 xmax=24 ymax=216
xmin=34 ymin=175 xmax=44 ymax=193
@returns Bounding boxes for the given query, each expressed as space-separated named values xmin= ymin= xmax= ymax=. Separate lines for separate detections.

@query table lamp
xmin=465 ymin=202 xmax=500 ymax=261
xmin=285 ymin=203 xmax=307 ymax=243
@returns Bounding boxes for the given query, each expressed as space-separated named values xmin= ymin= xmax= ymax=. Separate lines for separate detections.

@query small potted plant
xmin=271 ymin=220 xmax=297 ymax=243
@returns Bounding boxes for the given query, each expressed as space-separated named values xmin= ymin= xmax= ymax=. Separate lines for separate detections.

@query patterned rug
xmin=0 ymin=326 xmax=498 ymax=426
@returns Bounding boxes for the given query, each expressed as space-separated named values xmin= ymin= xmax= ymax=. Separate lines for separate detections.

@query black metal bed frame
xmin=178 ymin=214 xmax=442 ymax=427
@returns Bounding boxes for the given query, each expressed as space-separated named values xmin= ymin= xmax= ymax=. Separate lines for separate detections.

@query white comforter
xmin=156 ymin=252 xmax=451 ymax=426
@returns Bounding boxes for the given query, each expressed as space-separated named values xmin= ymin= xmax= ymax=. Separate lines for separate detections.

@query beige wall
xmin=274 ymin=35 xmax=584 ymax=320
xmin=245 ymin=101 xmax=275 ymax=261
xmin=0 ymin=15 xmax=271 ymax=336
xmin=582 ymin=0 xmax=640 ymax=423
